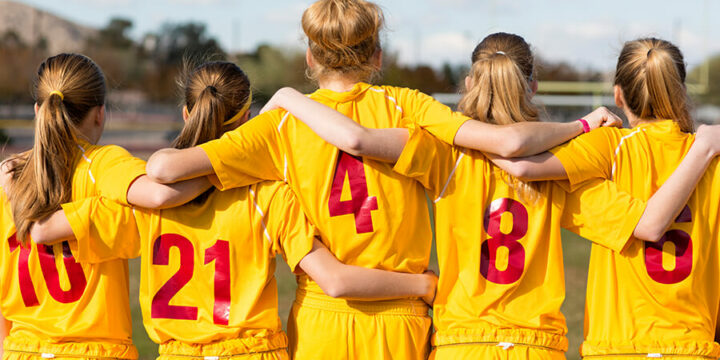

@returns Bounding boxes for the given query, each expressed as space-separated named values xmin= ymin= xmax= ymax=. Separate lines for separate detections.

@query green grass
xmin=129 ymin=230 xmax=591 ymax=360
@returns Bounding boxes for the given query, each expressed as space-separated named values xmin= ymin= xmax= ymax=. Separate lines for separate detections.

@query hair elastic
xmin=222 ymin=90 xmax=253 ymax=126
xmin=495 ymin=51 xmax=506 ymax=55
xmin=49 ymin=90 xmax=64 ymax=101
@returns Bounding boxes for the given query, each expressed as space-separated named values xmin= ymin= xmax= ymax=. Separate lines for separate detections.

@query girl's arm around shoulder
xmin=146 ymin=147 xmax=215 ymax=184
xmin=262 ymin=87 xmax=408 ymax=163
xmin=486 ymin=152 xmax=568 ymax=181
xmin=299 ymin=239 xmax=437 ymax=306
xmin=455 ymin=106 xmax=622 ymax=158
xmin=633 ymin=124 xmax=720 ymax=242
xmin=30 ymin=208 xmax=74 ymax=245
xmin=127 ymin=175 xmax=211 ymax=209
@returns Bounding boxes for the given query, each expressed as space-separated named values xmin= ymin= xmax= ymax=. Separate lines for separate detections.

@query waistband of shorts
xmin=3 ymin=336 xmax=138 ymax=359
xmin=294 ymin=288 xmax=429 ymax=316
xmin=580 ymin=339 xmax=720 ymax=358
xmin=432 ymin=327 xmax=568 ymax=352
xmin=158 ymin=332 xmax=288 ymax=358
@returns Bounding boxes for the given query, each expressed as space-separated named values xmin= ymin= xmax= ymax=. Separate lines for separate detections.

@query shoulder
xmin=85 ymin=143 xmax=137 ymax=163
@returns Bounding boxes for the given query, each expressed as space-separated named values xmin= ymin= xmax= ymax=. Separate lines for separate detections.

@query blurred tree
xmin=236 ymin=44 xmax=311 ymax=102
xmin=380 ymin=52 xmax=455 ymax=94
xmin=141 ymin=22 xmax=226 ymax=102
xmin=97 ymin=18 xmax=134 ymax=49
xmin=688 ymin=55 xmax=720 ymax=106
xmin=0 ymin=31 xmax=40 ymax=103
xmin=85 ymin=18 xmax=141 ymax=94
xmin=535 ymin=57 xmax=605 ymax=82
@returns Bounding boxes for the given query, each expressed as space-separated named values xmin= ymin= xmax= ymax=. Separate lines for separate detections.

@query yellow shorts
xmin=580 ymin=339 xmax=720 ymax=359
xmin=431 ymin=342 xmax=565 ymax=360
xmin=287 ymin=289 xmax=431 ymax=360
xmin=3 ymin=336 xmax=137 ymax=360
xmin=156 ymin=332 xmax=289 ymax=360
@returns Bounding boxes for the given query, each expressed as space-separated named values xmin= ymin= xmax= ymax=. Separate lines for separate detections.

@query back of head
xmin=174 ymin=61 xmax=251 ymax=204
xmin=614 ymin=37 xmax=693 ymax=132
xmin=174 ymin=61 xmax=251 ymax=149
xmin=302 ymin=0 xmax=384 ymax=83
xmin=458 ymin=33 xmax=541 ymax=203
xmin=6 ymin=53 xmax=106 ymax=243
xmin=458 ymin=32 xmax=538 ymax=125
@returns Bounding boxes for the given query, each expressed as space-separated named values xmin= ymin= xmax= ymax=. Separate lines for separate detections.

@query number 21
xmin=151 ymin=234 xmax=231 ymax=325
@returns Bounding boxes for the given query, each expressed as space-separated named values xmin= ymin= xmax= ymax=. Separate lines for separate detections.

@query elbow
xmin=30 ymin=226 xmax=51 ymax=245
xmin=145 ymin=189 xmax=175 ymax=209
xmin=146 ymin=152 xmax=179 ymax=184
xmin=342 ymin=131 xmax=366 ymax=157
xmin=320 ymin=274 xmax=350 ymax=298
xmin=633 ymin=224 xmax=665 ymax=243
xmin=497 ymin=134 xmax=528 ymax=158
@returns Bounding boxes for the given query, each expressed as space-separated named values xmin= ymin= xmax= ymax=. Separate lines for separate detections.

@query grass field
xmin=128 ymin=229 xmax=592 ymax=360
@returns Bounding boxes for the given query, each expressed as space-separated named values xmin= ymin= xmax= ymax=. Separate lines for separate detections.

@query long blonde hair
xmin=458 ymin=33 xmax=541 ymax=203
xmin=6 ymin=53 xmax=106 ymax=244
xmin=174 ymin=61 xmax=251 ymax=203
xmin=614 ymin=38 xmax=693 ymax=132
xmin=302 ymin=0 xmax=384 ymax=83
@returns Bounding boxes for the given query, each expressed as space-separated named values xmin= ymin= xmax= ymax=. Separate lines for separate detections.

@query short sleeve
xmin=92 ymin=145 xmax=147 ymax=206
xmin=262 ymin=184 xmax=316 ymax=273
xmin=560 ymin=179 xmax=646 ymax=252
xmin=62 ymin=197 xmax=144 ymax=263
xmin=393 ymin=127 xmax=464 ymax=199
xmin=198 ymin=111 xmax=285 ymax=191
xmin=548 ymin=128 xmax=619 ymax=188
xmin=395 ymin=88 xmax=471 ymax=144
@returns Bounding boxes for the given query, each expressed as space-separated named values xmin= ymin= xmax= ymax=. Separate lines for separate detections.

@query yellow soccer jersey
xmin=199 ymin=82 xmax=470 ymax=292
xmin=0 ymin=141 xmax=146 ymax=347
xmin=63 ymin=181 xmax=315 ymax=345
xmin=393 ymin=129 xmax=646 ymax=351
xmin=550 ymin=120 xmax=720 ymax=357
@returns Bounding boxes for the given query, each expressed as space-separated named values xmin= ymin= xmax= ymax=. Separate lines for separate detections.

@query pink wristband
xmin=577 ymin=118 xmax=590 ymax=133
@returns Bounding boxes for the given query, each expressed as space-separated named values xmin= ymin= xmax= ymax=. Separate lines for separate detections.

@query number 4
xmin=328 ymin=152 xmax=378 ymax=233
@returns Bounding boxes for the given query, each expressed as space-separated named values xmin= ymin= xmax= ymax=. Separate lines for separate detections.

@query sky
xmin=16 ymin=0 xmax=720 ymax=73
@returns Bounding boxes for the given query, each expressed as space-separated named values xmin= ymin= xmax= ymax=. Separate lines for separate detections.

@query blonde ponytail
xmin=6 ymin=53 xmax=106 ymax=243
xmin=615 ymin=38 xmax=693 ymax=132
xmin=458 ymin=33 xmax=542 ymax=203
xmin=174 ymin=61 xmax=251 ymax=150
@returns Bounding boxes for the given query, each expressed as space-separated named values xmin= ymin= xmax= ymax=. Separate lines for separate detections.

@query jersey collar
xmin=634 ymin=119 xmax=689 ymax=140
xmin=311 ymin=82 xmax=373 ymax=103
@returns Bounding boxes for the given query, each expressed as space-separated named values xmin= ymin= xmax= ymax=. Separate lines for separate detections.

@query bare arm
xmin=261 ymin=87 xmax=408 ymax=162
xmin=126 ymin=175 xmax=211 ymax=209
xmin=453 ymin=106 xmax=622 ymax=157
xmin=486 ymin=152 xmax=568 ymax=180
xmin=145 ymin=147 xmax=214 ymax=184
xmin=299 ymin=239 xmax=437 ymax=305
xmin=30 ymin=208 xmax=74 ymax=245
xmin=633 ymin=124 xmax=720 ymax=242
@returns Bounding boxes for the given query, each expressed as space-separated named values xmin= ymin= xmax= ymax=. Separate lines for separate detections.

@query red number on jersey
xmin=8 ymin=236 xmax=87 ymax=306
xmin=151 ymin=234 xmax=198 ymax=320
xmin=8 ymin=234 xmax=39 ymax=307
xmin=480 ymin=198 xmax=528 ymax=284
xmin=328 ymin=152 xmax=378 ymax=233
xmin=151 ymin=234 xmax=232 ymax=325
xmin=37 ymin=242 xmax=87 ymax=303
xmin=644 ymin=205 xmax=693 ymax=284
xmin=205 ymin=240 xmax=231 ymax=325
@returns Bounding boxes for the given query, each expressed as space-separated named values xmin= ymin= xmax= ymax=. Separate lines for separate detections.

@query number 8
xmin=481 ymin=198 xmax=528 ymax=284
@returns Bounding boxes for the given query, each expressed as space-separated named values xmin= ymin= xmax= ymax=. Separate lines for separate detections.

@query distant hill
xmin=0 ymin=0 xmax=97 ymax=54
